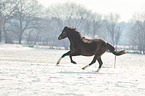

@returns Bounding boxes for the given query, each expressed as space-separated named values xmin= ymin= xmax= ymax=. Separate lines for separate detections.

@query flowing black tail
xmin=107 ymin=43 xmax=125 ymax=56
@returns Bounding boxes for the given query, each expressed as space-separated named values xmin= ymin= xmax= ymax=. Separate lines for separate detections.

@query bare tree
xmin=114 ymin=23 xmax=124 ymax=47
xmin=91 ymin=19 xmax=102 ymax=38
xmin=47 ymin=2 xmax=98 ymax=27
xmin=105 ymin=13 xmax=122 ymax=46
xmin=130 ymin=21 xmax=145 ymax=54
xmin=0 ymin=1 xmax=128 ymax=48
xmin=0 ymin=0 xmax=8 ymax=42
xmin=45 ymin=3 xmax=83 ymax=47
xmin=45 ymin=2 xmax=103 ymax=48
xmin=130 ymin=12 xmax=145 ymax=54
xmin=0 ymin=0 xmax=17 ymax=43
xmin=8 ymin=0 xmax=43 ymax=44
xmin=0 ymin=16 xmax=5 ymax=42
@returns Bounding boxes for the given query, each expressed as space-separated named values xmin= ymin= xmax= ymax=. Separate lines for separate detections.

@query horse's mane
xmin=67 ymin=27 xmax=82 ymax=40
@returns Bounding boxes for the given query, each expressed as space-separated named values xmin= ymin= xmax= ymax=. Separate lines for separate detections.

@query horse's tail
xmin=107 ymin=43 xmax=125 ymax=56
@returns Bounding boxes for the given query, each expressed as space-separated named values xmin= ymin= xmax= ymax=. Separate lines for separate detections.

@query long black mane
xmin=67 ymin=27 xmax=92 ymax=44
xmin=67 ymin=27 xmax=82 ymax=40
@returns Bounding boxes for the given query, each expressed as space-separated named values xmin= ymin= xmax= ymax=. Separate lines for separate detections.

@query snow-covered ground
xmin=0 ymin=44 xmax=145 ymax=96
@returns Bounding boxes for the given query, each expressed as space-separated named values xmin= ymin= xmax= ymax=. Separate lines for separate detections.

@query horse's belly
xmin=81 ymin=50 xmax=96 ymax=56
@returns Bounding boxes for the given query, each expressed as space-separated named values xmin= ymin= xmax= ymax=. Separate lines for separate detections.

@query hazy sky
xmin=38 ymin=0 xmax=145 ymax=22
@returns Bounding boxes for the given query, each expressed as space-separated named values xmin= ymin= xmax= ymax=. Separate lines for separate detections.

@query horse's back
xmin=80 ymin=38 xmax=107 ymax=56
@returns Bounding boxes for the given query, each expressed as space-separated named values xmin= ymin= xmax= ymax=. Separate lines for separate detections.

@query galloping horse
xmin=57 ymin=26 xmax=125 ymax=72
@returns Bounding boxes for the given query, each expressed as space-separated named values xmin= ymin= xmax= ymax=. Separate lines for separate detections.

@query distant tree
xmin=0 ymin=16 xmax=5 ymax=42
xmin=130 ymin=21 xmax=145 ymax=54
xmin=0 ymin=1 xmax=5 ymax=28
xmin=130 ymin=12 xmax=145 ymax=54
xmin=83 ymin=19 xmax=91 ymax=35
xmin=0 ymin=0 xmax=18 ymax=43
xmin=47 ymin=3 xmax=96 ymax=26
xmin=105 ymin=13 xmax=122 ymax=46
xmin=46 ymin=2 xmax=103 ymax=48
xmin=91 ymin=19 xmax=102 ymax=38
xmin=8 ymin=0 xmax=43 ymax=44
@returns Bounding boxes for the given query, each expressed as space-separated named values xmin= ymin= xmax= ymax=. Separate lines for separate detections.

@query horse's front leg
xmin=69 ymin=55 xmax=77 ymax=64
xmin=56 ymin=51 xmax=70 ymax=65
xmin=95 ymin=58 xmax=103 ymax=72
xmin=69 ymin=51 xmax=81 ymax=64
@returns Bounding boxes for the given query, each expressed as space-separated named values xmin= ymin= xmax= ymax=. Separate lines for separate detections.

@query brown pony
xmin=57 ymin=26 xmax=125 ymax=72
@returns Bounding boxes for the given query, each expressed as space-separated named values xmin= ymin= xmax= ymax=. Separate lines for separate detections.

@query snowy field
xmin=0 ymin=44 xmax=145 ymax=96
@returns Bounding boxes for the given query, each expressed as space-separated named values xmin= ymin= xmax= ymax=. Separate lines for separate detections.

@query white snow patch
xmin=0 ymin=44 xmax=145 ymax=96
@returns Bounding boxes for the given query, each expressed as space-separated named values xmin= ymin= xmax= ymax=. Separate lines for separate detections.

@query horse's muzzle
xmin=58 ymin=36 xmax=62 ymax=40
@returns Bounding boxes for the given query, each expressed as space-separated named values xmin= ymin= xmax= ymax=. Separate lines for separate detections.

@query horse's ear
xmin=64 ymin=26 xmax=69 ymax=29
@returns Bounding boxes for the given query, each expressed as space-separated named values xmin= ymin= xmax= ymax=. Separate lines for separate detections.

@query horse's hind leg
xmin=96 ymin=58 xmax=103 ymax=72
xmin=82 ymin=55 xmax=97 ymax=70
xmin=56 ymin=51 xmax=70 ymax=65
xmin=82 ymin=48 xmax=106 ymax=72
xmin=82 ymin=56 xmax=103 ymax=72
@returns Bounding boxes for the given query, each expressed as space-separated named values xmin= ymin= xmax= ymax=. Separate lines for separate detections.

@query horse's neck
xmin=68 ymin=36 xmax=82 ymax=47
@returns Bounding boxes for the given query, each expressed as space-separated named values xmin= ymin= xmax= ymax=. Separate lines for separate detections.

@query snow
xmin=0 ymin=44 xmax=145 ymax=96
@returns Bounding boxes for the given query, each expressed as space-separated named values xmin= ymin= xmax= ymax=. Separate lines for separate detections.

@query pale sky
xmin=38 ymin=0 xmax=145 ymax=22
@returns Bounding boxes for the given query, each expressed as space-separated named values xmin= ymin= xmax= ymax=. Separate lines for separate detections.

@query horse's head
xmin=58 ymin=26 xmax=69 ymax=40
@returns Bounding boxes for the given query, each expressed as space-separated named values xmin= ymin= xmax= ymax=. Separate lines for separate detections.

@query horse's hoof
xmin=82 ymin=67 xmax=85 ymax=70
xmin=56 ymin=62 xmax=59 ymax=65
xmin=96 ymin=68 xmax=100 ymax=72
xmin=73 ymin=62 xmax=77 ymax=64
xmin=56 ymin=58 xmax=61 ymax=65
xmin=71 ymin=61 xmax=77 ymax=64
xmin=82 ymin=65 xmax=89 ymax=70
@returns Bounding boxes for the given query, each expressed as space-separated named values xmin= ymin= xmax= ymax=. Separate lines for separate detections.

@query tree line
xmin=0 ymin=0 xmax=145 ymax=54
